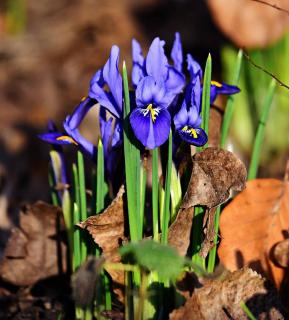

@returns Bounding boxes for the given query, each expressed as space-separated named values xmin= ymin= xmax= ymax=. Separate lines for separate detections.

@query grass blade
xmin=161 ymin=131 xmax=172 ymax=244
xmin=240 ymin=301 xmax=257 ymax=320
xmin=152 ymin=148 xmax=159 ymax=241
xmin=248 ymin=79 xmax=276 ymax=179
xmin=220 ymin=49 xmax=243 ymax=147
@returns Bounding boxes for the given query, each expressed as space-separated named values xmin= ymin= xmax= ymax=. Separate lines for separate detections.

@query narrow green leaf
xmin=152 ymin=148 xmax=159 ymax=241
xmin=248 ymin=79 xmax=276 ymax=179
xmin=161 ymin=131 xmax=172 ymax=244
xmin=77 ymin=151 xmax=87 ymax=260
xmin=170 ymin=163 xmax=182 ymax=222
xmin=220 ymin=49 xmax=243 ymax=147
xmin=122 ymin=61 xmax=139 ymax=242
xmin=240 ymin=301 xmax=257 ymax=320
xmin=207 ymin=206 xmax=221 ymax=273
xmin=96 ymin=140 xmax=105 ymax=213
xmin=201 ymin=53 xmax=212 ymax=141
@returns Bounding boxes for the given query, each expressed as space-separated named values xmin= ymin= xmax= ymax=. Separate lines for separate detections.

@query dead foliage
xmin=0 ymin=201 xmax=67 ymax=286
xmin=182 ymin=147 xmax=247 ymax=209
xmin=207 ymin=0 xmax=289 ymax=48
xmin=218 ymin=178 xmax=289 ymax=288
xmin=78 ymin=186 xmax=126 ymax=301
xmin=169 ymin=148 xmax=246 ymax=257
xmin=170 ymin=267 xmax=285 ymax=320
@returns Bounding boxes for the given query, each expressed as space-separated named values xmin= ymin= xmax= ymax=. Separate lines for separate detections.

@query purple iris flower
xmin=186 ymin=53 xmax=240 ymax=104
xmin=210 ymin=80 xmax=240 ymax=104
xmin=129 ymin=35 xmax=185 ymax=149
xmin=132 ymin=36 xmax=185 ymax=97
xmin=39 ymin=45 xmax=123 ymax=168
xmin=174 ymin=76 xmax=208 ymax=146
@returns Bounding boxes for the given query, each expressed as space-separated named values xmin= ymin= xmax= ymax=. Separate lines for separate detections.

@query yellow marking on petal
xmin=181 ymin=126 xmax=198 ymax=138
xmin=81 ymin=96 xmax=87 ymax=101
xmin=56 ymin=136 xmax=78 ymax=145
xmin=147 ymin=103 xmax=157 ymax=123
xmin=211 ymin=80 xmax=222 ymax=88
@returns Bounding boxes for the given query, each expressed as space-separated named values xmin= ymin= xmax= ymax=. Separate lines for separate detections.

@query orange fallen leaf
xmin=207 ymin=0 xmax=289 ymax=48
xmin=218 ymin=179 xmax=289 ymax=288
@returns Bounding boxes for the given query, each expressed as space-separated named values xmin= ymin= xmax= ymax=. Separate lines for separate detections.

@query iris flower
xmin=129 ymin=36 xmax=185 ymax=149
xmin=39 ymin=46 xmax=123 ymax=171
xmin=174 ymin=75 xmax=207 ymax=146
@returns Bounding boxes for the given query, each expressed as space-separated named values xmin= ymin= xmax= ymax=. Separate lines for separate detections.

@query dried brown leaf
xmin=78 ymin=186 xmax=126 ymax=302
xmin=168 ymin=207 xmax=194 ymax=256
xmin=207 ymin=0 xmax=289 ymax=48
xmin=218 ymin=179 xmax=289 ymax=288
xmin=272 ymin=239 xmax=289 ymax=268
xmin=0 ymin=201 xmax=67 ymax=286
xmin=170 ymin=267 xmax=285 ymax=320
xmin=182 ymin=147 xmax=247 ymax=209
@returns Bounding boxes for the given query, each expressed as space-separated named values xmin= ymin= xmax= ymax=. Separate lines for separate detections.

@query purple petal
xmin=171 ymin=32 xmax=183 ymax=72
xmin=146 ymin=38 xmax=168 ymax=83
xmin=165 ymin=66 xmax=185 ymax=96
xmin=102 ymin=45 xmax=123 ymax=114
xmin=67 ymin=97 xmax=96 ymax=130
xmin=210 ymin=81 xmax=240 ymax=103
xmin=173 ymin=102 xmax=189 ymax=130
xmin=188 ymin=106 xmax=202 ymax=127
xmin=187 ymin=54 xmax=203 ymax=79
xmin=191 ymin=76 xmax=201 ymax=113
xmin=38 ymin=132 xmax=77 ymax=145
xmin=178 ymin=126 xmax=207 ymax=146
xmin=135 ymin=76 xmax=167 ymax=108
xmin=130 ymin=106 xmax=171 ymax=149
xmin=132 ymin=39 xmax=145 ymax=86
xmin=112 ymin=121 xmax=122 ymax=147
xmin=63 ymin=117 xmax=95 ymax=156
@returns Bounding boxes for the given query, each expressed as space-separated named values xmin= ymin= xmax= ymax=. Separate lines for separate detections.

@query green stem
xmin=201 ymin=53 xmax=212 ymax=144
xmin=248 ymin=79 xmax=276 ymax=180
xmin=123 ymin=61 xmax=140 ymax=242
xmin=207 ymin=206 xmax=220 ymax=273
xmin=96 ymin=140 xmax=105 ymax=213
xmin=77 ymin=151 xmax=87 ymax=261
xmin=161 ymin=131 xmax=172 ymax=244
xmin=220 ymin=49 xmax=244 ymax=147
xmin=240 ymin=301 xmax=257 ymax=320
xmin=152 ymin=148 xmax=159 ymax=241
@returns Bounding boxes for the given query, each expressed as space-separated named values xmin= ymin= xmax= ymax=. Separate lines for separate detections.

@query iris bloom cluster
xmin=39 ymin=33 xmax=240 ymax=164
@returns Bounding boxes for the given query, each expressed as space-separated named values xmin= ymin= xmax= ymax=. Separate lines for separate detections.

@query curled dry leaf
xmin=0 ymin=201 xmax=67 ymax=286
xmin=170 ymin=267 xmax=285 ymax=320
xmin=78 ymin=186 xmax=126 ymax=301
xmin=272 ymin=239 xmax=289 ymax=268
xmin=168 ymin=207 xmax=194 ymax=256
xmin=207 ymin=0 xmax=289 ymax=48
xmin=71 ymin=256 xmax=104 ymax=308
xmin=218 ymin=179 xmax=289 ymax=288
xmin=182 ymin=147 xmax=247 ymax=209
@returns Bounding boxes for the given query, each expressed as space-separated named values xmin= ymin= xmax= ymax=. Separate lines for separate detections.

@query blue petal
xmin=89 ymin=47 xmax=122 ymax=119
xmin=191 ymin=76 xmax=201 ymax=113
xmin=166 ymin=66 xmax=185 ymax=96
xmin=178 ymin=126 xmax=207 ymax=146
xmin=102 ymin=45 xmax=123 ymax=115
xmin=187 ymin=54 xmax=203 ymax=79
xmin=38 ymin=132 xmax=77 ymax=145
xmin=112 ymin=120 xmax=122 ymax=148
xmin=146 ymin=38 xmax=168 ymax=83
xmin=210 ymin=81 xmax=240 ymax=103
xmin=63 ymin=117 xmax=95 ymax=156
xmin=130 ymin=106 xmax=171 ymax=149
xmin=132 ymin=39 xmax=145 ymax=86
xmin=171 ymin=32 xmax=183 ymax=72
xmin=135 ymin=76 xmax=167 ymax=108
xmin=67 ymin=97 xmax=96 ymax=130
xmin=173 ymin=102 xmax=189 ymax=130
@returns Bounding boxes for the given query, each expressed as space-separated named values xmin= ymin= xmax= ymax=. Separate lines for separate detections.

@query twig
xmin=243 ymin=51 xmax=289 ymax=90
xmin=251 ymin=0 xmax=289 ymax=15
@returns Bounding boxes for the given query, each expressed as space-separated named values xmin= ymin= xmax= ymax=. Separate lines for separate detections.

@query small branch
xmin=243 ymin=51 xmax=289 ymax=90
xmin=251 ymin=0 xmax=289 ymax=15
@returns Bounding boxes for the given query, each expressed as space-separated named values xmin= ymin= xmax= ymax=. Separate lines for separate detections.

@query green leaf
xmin=119 ymin=239 xmax=186 ymax=281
